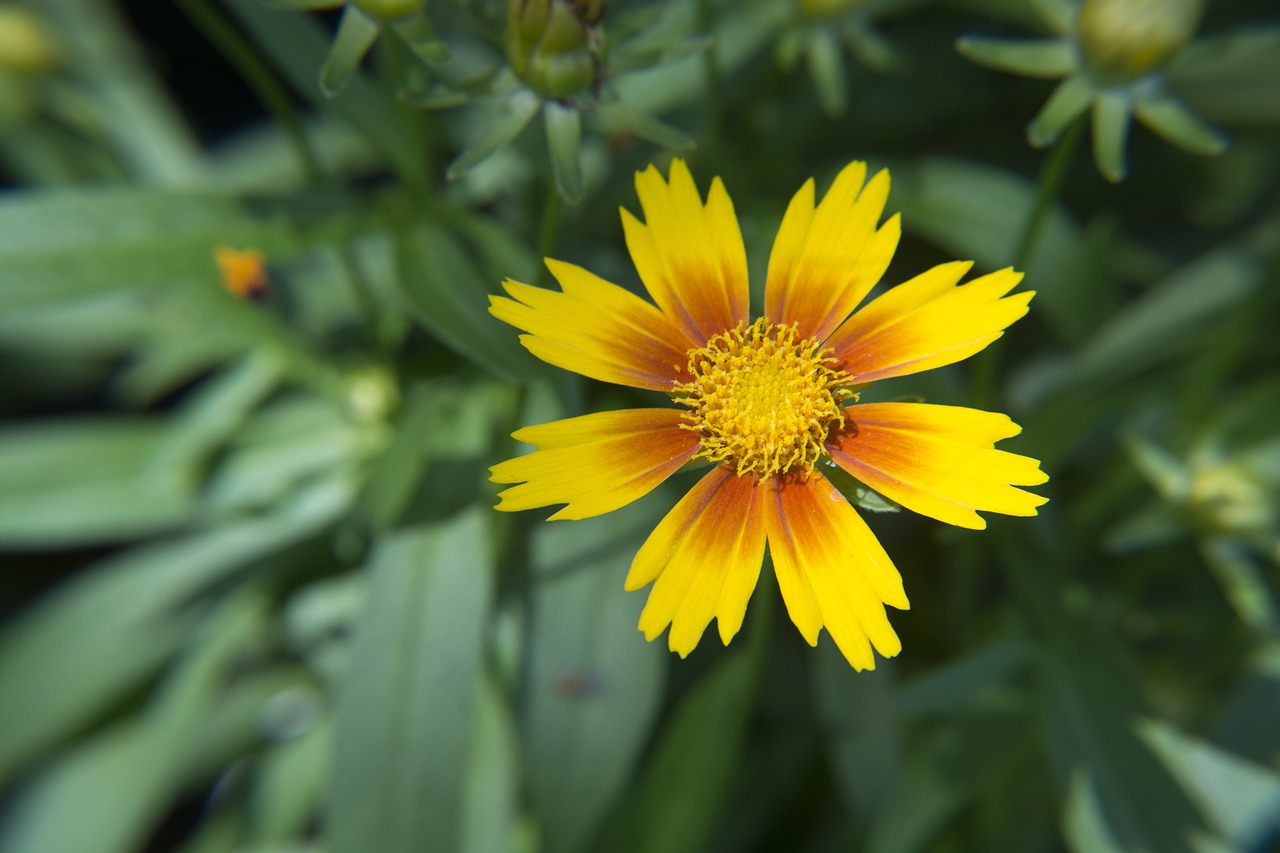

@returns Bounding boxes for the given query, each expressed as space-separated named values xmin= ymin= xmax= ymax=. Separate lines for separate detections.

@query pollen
xmin=674 ymin=318 xmax=853 ymax=479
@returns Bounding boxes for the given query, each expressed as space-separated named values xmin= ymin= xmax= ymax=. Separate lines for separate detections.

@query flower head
xmin=956 ymin=0 xmax=1225 ymax=181
xmin=489 ymin=160 xmax=1048 ymax=669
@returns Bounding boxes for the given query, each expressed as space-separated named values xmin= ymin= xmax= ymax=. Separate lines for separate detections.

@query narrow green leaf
xmin=812 ymin=642 xmax=901 ymax=819
xmin=459 ymin=676 xmax=520 ymax=853
xmin=1133 ymin=93 xmax=1229 ymax=157
xmin=0 ymin=595 xmax=265 ymax=853
xmin=1091 ymin=91 xmax=1131 ymax=182
xmin=150 ymin=350 xmax=284 ymax=492
xmin=1071 ymin=249 xmax=1262 ymax=387
xmin=394 ymin=219 xmax=537 ymax=381
xmin=868 ymin=708 xmax=1032 ymax=853
xmin=0 ymin=419 xmax=191 ymax=548
xmin=806 ymin=26 xmax=847 ymax=117
xmin=223 ymin=0 xmax=421 ymax=179
xmin=0 ymin=189 xmax=296 ymax=311
xmin=1199 ymin=537 xmax=1279 ymax=637
xmin=956 ymin=37 xmax=1074 ymax=79
xmin=523 ymin=513 xmax=666 ymax=853
xmin=544 ymin=100 xmax=584 ymax=204
xmin=0 ymin=487 xmax=348 ymax=783
xmin=391 ymin=13 xmax=450 ymax=66
xmin=251 ymin=718 xmax=333 ymax=843
xmin=446 ymin=88 xmax=542 ymax=181
xmin=327 ymin=510 xmax=495 ymax=853
xmin=592 ymin=97 xmax=695 ymax=152
xmin=1139 ymin=719 xmax=1280 ymax=849
xmin=1028 ymin=75 xmax=1094 ymax=147
xmin=607 ymin=652 xmax=755 ymax=853
xmin=319 ymin=6 xmax=381 ymax=98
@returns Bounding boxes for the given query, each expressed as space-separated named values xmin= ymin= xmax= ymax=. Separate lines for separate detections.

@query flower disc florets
xmin=675 ymin=318 xmax=853 ymax=479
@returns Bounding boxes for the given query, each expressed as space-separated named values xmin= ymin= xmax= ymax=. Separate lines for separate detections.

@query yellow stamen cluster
xmin=675 ymin=318 xmax=852 ymax=479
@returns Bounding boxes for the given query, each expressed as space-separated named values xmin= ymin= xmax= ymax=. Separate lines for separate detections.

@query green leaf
xmin=812 ymin=642 xmax=901 ymax=819
xmin=319 ymin=6 xmax=381 ymax=98
xmin=223 ymin=0 xmax=422 ymax=180
xmin=1028 ymin=75 xmax=1094 ymax=148
xmin=544 ymin=100 xmax=584 ymax=204
xmin=606 ymin=651 xmax=755 ymax=853
xmin=0 ymin=419 xmax=192 ymax=548
xmin=0 ymin=594 xmax=265 ymax=853
xmin=591 ymin=96 xmax=696 ymax=152
xmin=867 ymin=708 xmax=1033 ymax=853
xmin=806 ymin=26 xmax=848 ymax=117
xmin=522 ymin=513 xmax=666 ymax=853
xmin=956 ymin=37 xmax=1074 ymax=79
xmin=894 ymin=640 xmax=1026 ymax=718
xmin=1169 ymin=27 xmax=1280 ymax=125
xmin=1139 ymin=719 xmax=1280 ymax=849
xmin=327 ymin=510 xmax=495 ymax=853
xmin=996 ymin=528 xmax=1207 ymax=853
xmin=1133 ymin=92 xmax=1229 ymax=157
xmin=394 ymin=219 xmax=538 ymax=381
xmin=1091 ymin=91 xmax=1131 ymax=182
xmin=1071 ymin=249 xmax=1262 ymax=388
xmin=391 ymin=13 xmax=450 ymax=66
xmin=446 ymin=88 xmax=542 ymax=181
xmin=459 ymin=675 xmax=521 ymax=853
xmin=251 ymin=718 xmax=333 ymax=844
xmin=0 ymin=486 xmax=348 ymax=783
xmin=0 ymin=189 xmax=296 ymax=311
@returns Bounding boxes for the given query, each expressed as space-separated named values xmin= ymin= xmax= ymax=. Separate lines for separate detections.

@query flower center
xmin=675 ymin=318 xmax=853 ymax=479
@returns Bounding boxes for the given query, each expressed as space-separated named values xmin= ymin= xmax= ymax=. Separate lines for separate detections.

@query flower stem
xmin=1016 ymin=114 xmax=1086 ymax=270
xmin=176 ymin=0 xmax=322 ymax=182
xmin=536 ymin=183 xmax=564 ymax=287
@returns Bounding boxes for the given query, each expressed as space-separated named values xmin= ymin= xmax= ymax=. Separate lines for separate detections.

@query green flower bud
xmin=344 ymin=364 xmax=400 ymax=423
xmin=0 ymin=6 xmax=60 ymax=73
xmin=352 ymin=0 xmax=427 ymax=23
xmin=1076 ymin=0 xmax=1201 ymax=84
xmin=1189 ymin=462 xmax=1273 ymax=537
xmin=506 ymin=0 xmax=603 ymax=99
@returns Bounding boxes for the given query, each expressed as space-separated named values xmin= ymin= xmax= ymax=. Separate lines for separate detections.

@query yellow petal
xmin=828 ymin=403 xmax=1049 ymax=530
xmin=489 ymin=259 xmax=695 ymax=391
xmin=764 ymin=163 xmax=900 ymax=342
xmin=629 ymin=466 xmax=767 ymax=656
xmin=827 ymin=264 xmax=1033 ymax=383
xmin=764 ymin=474 xmax=908 ymax=671
xmin=491 ymin=408 xmax=699 ymax=520
xmin=622 ymin=159 xmax=749 ymax=344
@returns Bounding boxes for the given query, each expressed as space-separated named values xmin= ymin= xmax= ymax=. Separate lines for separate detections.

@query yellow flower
xmin=489 ymin=160 xmax=1048 ymax=670
xmin=214 ymin=245 xmax=269 ymax=300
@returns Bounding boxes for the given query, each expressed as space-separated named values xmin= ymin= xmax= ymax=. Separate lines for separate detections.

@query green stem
xmin=696 ymin=0 xmax=723 ymax=150
xmin=180 ymin=0 xmax=385 ymax=349
xmin=1015 ymin=114 xmax=1085 ymax=271
xmin=377 ymin=32 xmax=432 ymax=201
xmin=177 ymin=0 xmax=322 ymax=182
xmin=535 ymin=185 xmax=564 ymax=288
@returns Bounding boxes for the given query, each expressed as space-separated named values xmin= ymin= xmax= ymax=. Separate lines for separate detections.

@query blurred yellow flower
xmin=489 ymin=160 xmax=1048 ymax=669
xmin=214 ymin=245 xmax=269 ymax=300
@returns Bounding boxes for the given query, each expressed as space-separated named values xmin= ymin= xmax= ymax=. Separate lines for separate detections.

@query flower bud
xmin=1188 ymin=462 xmax=1273 ymax=537
xmin=351 ymin=0 xmax=427 ymax=21
xmin=1076 ymin=0 xmax=1201 ymax=84
xmin=0 ymin=6 xmax=60 ymax=73
xmin=506 ymin=0 xmax=603 ymax=99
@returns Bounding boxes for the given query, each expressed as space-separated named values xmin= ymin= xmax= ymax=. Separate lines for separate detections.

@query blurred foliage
xmin=0 ymin=0 xmax=1278 ymax=852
